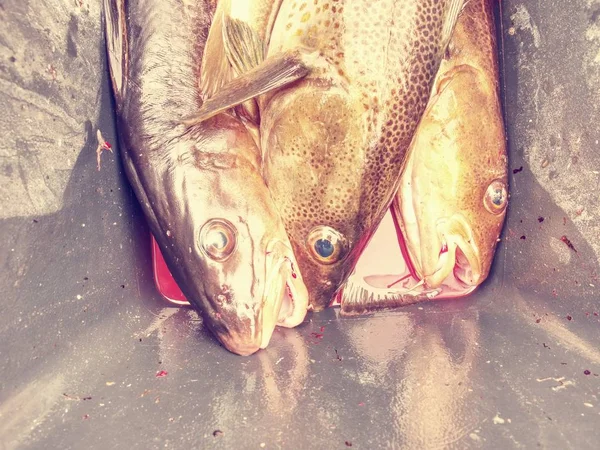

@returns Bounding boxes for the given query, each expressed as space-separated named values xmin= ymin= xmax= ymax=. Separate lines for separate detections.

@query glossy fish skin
xmin=103 ymin=0 xmax=309 ymax=356
xmin=186 ymin=0 xmax=465 ymax=310
xmin=392 ymin=0 xmax=508 ymax=292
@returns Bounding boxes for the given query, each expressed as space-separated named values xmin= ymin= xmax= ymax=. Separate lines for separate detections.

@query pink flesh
xmin=333 ymin=210 xmax=477 ymax=307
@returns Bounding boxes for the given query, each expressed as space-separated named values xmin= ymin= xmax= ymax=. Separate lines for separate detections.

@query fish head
xmin=395 ymin=65 xmax=508 ymax=293
xmin=261 ymin=82 xmax=367 ymax=310
xmin=156 ymin=115 xmax=308 ymax=355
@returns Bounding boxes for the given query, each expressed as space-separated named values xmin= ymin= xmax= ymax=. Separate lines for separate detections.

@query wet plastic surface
xmin=1 ymin=1 xmax=599 ymax=449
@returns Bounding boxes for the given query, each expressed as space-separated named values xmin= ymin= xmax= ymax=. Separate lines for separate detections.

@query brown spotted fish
xmin=339 ymin=0 xmax=508 ymax=314
xmin=103 ymin=0 xmax=309 ymax=355
xmin=183 ymin=0 xmax=465 ymax=310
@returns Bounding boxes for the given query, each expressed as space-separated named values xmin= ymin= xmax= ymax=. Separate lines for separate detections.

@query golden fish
xmin=340 ymin=0 xmax=508 ymax=313
xmin=183 ymin=0 xmax=465 ymax=310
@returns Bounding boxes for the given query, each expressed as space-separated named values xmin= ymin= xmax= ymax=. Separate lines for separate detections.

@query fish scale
xmin=184 ymin=0 xmax=465 ymax=310
xmin=339 ymin=0 xmax=508 ymax=314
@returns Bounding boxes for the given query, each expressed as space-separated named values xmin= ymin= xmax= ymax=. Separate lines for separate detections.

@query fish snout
xmin=202 ymin=291 xmax=263 ymax=356
xmin=215 ymin=331 xmax=262 ymax=357
xmin=423 ymin=216 xmax=482 ymax=289
xmin=260 ymin=240 xmax=309 ymax=349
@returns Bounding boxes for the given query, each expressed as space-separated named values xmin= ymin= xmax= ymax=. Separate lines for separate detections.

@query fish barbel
xmin=183 ymin=0 xmax=465 ymax=310
xmin=103 ymin=0 xmax=309 ymax=355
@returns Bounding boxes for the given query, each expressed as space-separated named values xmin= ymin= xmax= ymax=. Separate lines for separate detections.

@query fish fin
xmin=102 ymin=0 xmax=127 ymax=105
xmin=441 ymin=0 xmax=467 ymax=49
xmin=200 ymin=0 xmax=236 ymax=99
xmin=181 ymin=49 xmax=312 ymax=127
xmin=339 ymin=276 xmax=433 ymax=316
xmin=222 ymin=15 xmax=266 ymax=76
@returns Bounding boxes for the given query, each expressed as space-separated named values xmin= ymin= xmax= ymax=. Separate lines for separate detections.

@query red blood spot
xmin=560 ymin=235 xmax=577 ymax=252
xmin=552 ymin=289 xmax=558 ymax=296
xmin=285 ymin=284 xmax=294 ymax=301
xmin=345 ymin=442 xmax=353 ymax=447
xmin=535 ymin=318 xmax=541 ymax=323
xmin=566 ymin=315 xmax=572 ymax=321
xmin=440 ymin=243 xmax=448 ymax=253
xmin=291 ymin=272 xmax=297 ymax=279
xmin=594 ymin=313 xmax=599 ymax=317
xmin=513 ymin=166 xmax=523 ymax=174
xmin=387 ymin=273 xmax=412 ymax=288
xmin=320 ymin=326 xmax=325 ymax=332
xmin=358 ymin=402 xmax=365 ymax=406
xmin=310 ymin=332 xmax=323 ymax=339
xmin=156 ymin=370 xmax=168 ymax=378
xmin=104 ymin=142 xmax=112 ymax=150
xmin=584 ymin=370 xmax=591 ymax=375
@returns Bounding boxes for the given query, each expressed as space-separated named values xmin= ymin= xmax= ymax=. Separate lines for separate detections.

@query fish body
xmin=103 ymin=0 xmax=308 ymax=355
xmin=186 ymin=0 xmax=465 ymax=310
xmin=339 ymin=0 xmax=508 ymax=313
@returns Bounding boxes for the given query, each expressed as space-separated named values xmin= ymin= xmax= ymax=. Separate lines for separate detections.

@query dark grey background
xmin=1 ymin=1 xmax=599 ymax=449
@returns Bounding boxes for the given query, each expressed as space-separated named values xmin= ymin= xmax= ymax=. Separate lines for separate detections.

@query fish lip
xmin=453 ymin=244 xmax=483 ymax=287
xmin=277 ymin=272 xmax=308 ymax=328
xmin=259 ymin=240 xmax=308 ymax=349
xmin=217 ymin=332 xmax=261 ymax=357
xmin=424 ymin=234 xmax=483 ymax=289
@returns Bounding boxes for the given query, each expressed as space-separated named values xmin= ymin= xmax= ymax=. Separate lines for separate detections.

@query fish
xmin=102 ymin=0 xmax=309 ymax=355
xmin=339 ymin=0 xmax=509 ymax=314
xmin=182 ymin=0 xmax=466 ymax=310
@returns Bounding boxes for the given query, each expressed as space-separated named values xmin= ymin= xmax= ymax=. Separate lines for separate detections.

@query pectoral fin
xmin=223 ymin=15 xmax=266 ymax=76
xmin=182 ymin=49 xmax=312 ymax=127
xmin=441 ymin=0 xmax=467 ymax=50
xmin=200 ymin=0 xmax=236 ymax=99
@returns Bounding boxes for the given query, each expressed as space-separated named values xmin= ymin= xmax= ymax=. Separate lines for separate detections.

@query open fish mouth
xmin=419 ymin=235 xmax=482 ymax=291
xmin=259 ymin=240 xmax=308 ymax=349
xmin=334 ymin=212 xmax=482 ymax=315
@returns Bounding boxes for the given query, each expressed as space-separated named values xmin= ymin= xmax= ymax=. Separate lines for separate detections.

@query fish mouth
xmin=423 ymin=217 xmax=483 ymax=290
xmin=259 ymin=240 xmax=309 ymax=349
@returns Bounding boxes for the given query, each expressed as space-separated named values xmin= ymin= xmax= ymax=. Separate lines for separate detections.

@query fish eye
xmin=483 ymin=179 xmax=508 ymax=215
xmin=199 ymin=219 xmax=237 ymax=262
xmin=307 ymin=226 xmax=347 ymax=265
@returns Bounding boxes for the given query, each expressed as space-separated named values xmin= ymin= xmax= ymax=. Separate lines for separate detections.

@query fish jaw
xmin=259 ymin=239 xmax=309 ymax=349
xmin=420 ymin=215 xmax=484 ymax=290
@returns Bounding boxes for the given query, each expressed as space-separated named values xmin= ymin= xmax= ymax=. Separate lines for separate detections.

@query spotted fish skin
xmin=336 ymin=0 xmax=507 ymax=315
xmin=182 ymin=0 xmax=464 ymax=310
xmin=260 ymin=0 xmax=465 ymax=309
xmin=391 ymin=0 xmax=507 ymax=290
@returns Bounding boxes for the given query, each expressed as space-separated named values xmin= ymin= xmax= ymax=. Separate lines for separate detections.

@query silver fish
xmin=103 ymin=0 xmax=308 ymax=355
